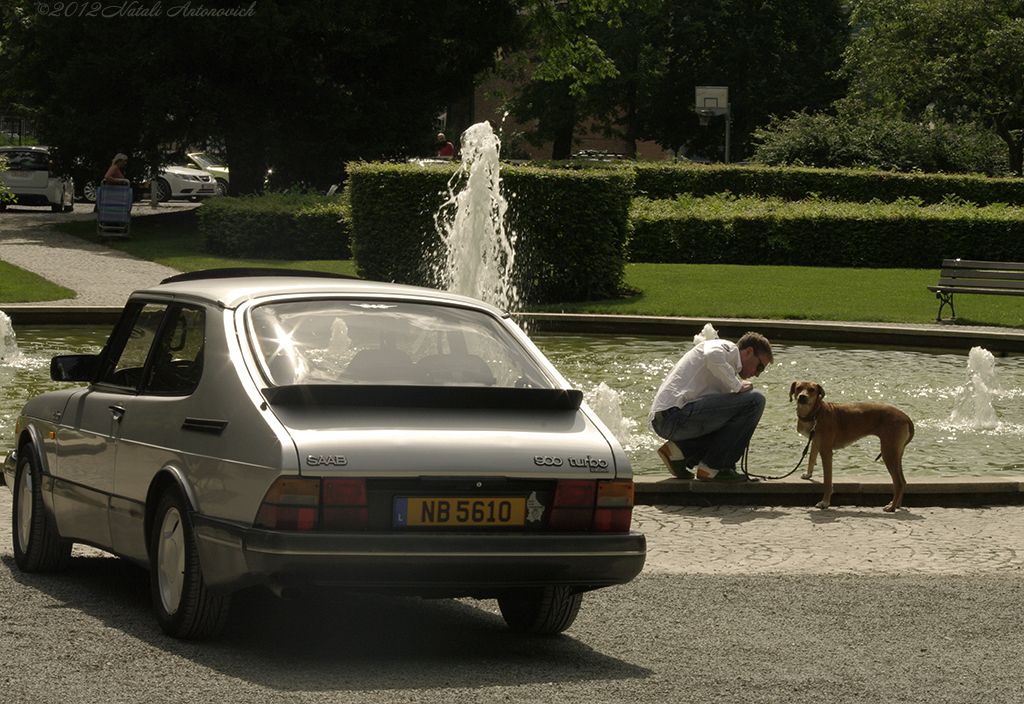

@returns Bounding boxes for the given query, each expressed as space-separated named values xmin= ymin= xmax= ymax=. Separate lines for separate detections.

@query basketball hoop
xmin=698 ymin=112 xmax=712 ymax=127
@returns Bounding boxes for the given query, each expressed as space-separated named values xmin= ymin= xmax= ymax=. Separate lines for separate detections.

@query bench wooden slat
xmin=934 ymin=277 xmax=1024 ymax=290
xmin=939 ymin=270 xmax=1024 ymax=282
xmin=941 ymin=259 xmax=1024 ymax=273
xmin=929 ymin=286 xmax=1024 ymax=296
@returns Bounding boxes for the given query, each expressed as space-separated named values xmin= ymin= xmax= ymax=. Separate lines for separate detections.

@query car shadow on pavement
xmin=1 ymin=552 xmax=652 ymax=692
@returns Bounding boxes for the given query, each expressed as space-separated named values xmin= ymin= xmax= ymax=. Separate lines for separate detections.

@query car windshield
xmin=190 ymin=154 xmax=222 ymax=168
xmin=248 ymin=299 xmax=556 ymax=388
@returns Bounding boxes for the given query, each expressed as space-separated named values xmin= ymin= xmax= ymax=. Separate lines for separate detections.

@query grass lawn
xmin=0 ymin=259 xmax=76 ymax=303
xmin=37 ymin=206 xmax=1024 ymax=329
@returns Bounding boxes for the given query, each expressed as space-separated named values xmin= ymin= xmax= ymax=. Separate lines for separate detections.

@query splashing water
xmin=433 ymin=122 xmax=518 ymax=311
xmin=951 ymin=346 xmax=1000 ymax=429
xmin=586 ymin=382 xmax=634 ymax=447
xmin=0 ymin=311 xmax=21 ymax=363
xmin=693 ymin=323 xmax=720 ymax=346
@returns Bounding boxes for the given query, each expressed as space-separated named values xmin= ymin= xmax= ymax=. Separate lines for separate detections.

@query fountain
xmin=432 ymin=121 xmax=518 ymax=312
xmin=951 ymin=346 xmax=1000 ymax=429
xmin=1 ymin=311 xmax=21 ymax=363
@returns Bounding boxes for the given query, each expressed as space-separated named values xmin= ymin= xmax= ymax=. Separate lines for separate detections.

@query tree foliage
xmin=842 ymin=0 xmax=1024 ymax=174
xmin=0 ymin=0 xmax=520 ymax=192
xmin=495 ymin=0 xmax=850 ymax=161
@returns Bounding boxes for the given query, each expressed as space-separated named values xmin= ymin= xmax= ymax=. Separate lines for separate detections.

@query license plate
xmin=394 ymin=497 xmax=526 ymax=527
xmin=9 ymin=170 xmax=30 ymax=178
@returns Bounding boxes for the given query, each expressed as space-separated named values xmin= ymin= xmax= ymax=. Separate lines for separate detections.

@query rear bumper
xmin=191 ymin=513 xmax=647 ymax=597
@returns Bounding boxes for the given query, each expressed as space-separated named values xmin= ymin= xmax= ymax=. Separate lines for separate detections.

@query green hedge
xmin=632 ymin=162 xmax=1024 ymax=206
xmin=347 ymin=162 xmax=633 ymax=304
xmin=199 ymin=193 xmax=350 ymax=259
xmin=629 ymin=195 xmax=1024 ymax=268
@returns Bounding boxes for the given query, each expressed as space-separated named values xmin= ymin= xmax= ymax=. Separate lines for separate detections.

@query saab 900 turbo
xmin=3 ymin=270 xmax=646 ymax=639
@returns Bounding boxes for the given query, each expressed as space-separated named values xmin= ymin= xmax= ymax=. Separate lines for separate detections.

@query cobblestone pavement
xmin=633 ymin=504 xmax=1024 ymax=575
xmin=1 ymin=490 xmax=1021 ymax=576
xmin=0 ymin=202 xmax=186 ymax=306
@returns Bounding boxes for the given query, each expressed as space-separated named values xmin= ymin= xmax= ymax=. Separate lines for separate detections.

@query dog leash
xmin=742 ymin=419 xmax=817 ymax=481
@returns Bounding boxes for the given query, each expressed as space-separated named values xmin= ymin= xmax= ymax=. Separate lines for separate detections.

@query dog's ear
xmin=816 ymin=383 xmax=825 ymax=399
xmin=789 ymin=381 xmax=797 ymax=402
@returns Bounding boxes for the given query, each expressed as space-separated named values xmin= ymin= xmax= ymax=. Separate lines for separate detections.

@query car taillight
xmin=321 ymin=478 xmax=369 ymax=530
xmin=254 ymin=477 xmax=368 ymax=531
xmin=548 ymin=480 xmax=634 ymax=532
xmin=594 ymin=480 xmax=634 ymax=532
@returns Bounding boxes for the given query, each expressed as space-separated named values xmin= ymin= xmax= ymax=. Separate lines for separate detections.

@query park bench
xmin=927 ymin=259 xmax=1024 ymax=321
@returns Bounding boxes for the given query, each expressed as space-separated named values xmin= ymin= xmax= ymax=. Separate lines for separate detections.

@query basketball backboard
xmin=695 ymin=86 xmax=729 ymax=115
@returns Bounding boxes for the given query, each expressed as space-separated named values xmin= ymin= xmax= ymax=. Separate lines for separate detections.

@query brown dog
xmin=789 ymin=381 xmax=915 ymax=512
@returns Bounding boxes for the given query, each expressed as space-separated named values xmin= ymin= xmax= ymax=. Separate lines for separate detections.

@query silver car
xmin=3 ymin=270 xmax=645 ymax=639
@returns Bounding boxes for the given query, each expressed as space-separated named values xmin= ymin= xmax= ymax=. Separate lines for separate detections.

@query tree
xmin=494 ymin=0 xmax=850 ymax=161
xmin=0 ymin=0 xmax=521 ymax=193
xmin=640 ymin=0 xmax=850 ymax=161
xmin=843 ymin=0 xmax=1024 ymax=175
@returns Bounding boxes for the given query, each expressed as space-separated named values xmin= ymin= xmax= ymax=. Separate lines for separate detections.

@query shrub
xmin=199 ymin=192 xmax=350 ymax=259
xmin=749 ymin=112 xmax=1011 ymax=177
xmin=629 ymin=195 xmax=1024 ymax=268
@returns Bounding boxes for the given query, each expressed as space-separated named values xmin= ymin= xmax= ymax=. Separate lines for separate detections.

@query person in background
xmin=104 ymin=153 xmax=129 ymax=185
xmin=649 ymin=331 xmax=773 ymax=481
xmin=437 ymin=133 xmax=454 ymax=157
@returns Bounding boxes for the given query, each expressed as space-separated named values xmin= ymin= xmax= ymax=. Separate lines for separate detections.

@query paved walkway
xmin=0 ymin=202 xmax=184 ymax=306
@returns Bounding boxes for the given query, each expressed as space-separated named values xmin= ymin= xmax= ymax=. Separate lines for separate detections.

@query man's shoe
xmin=695 ymin=463 xmax=748 ymax=482
xmin=657 ymin=442 xmax=693 ymax=480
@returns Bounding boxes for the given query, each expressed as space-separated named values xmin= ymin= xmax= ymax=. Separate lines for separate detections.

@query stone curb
xmin=634 ymin=475 xmax=1024 ymax=508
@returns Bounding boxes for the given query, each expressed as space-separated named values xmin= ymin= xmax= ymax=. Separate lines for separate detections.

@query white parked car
xmin=3 ymin=270 xmax=646 ymax=639
xmin=0 ymin=146 xmax=74 ymax=212
xmin=150 ymin=164 xmax=218 ymax=202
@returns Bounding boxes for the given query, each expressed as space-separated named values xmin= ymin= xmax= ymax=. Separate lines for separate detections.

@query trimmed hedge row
xmin=199 ymin=193 xmax=351 ymax=260
xmin=347 ymin=162 xmax=633 ymax=304
xmin=632 ymin=162 xmax=1024 ymax=206
xmin=629 ymin=195 xmax=1024 ymax=268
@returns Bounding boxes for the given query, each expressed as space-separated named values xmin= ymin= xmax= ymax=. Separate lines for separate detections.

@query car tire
xmin=150 ymin=485 xmax=231 ymax=639
xmin=154 ymin=178 xmax=172 ymax=203
xmin=497 ymin=585 xmax=583 ymax=635
xmin=82 ymin=181 xmax=98 ymax=203
xmin=214 ymin=178 xmax=228 ymax=197
xmin=12 ymin=445 xmax=72 ymax=573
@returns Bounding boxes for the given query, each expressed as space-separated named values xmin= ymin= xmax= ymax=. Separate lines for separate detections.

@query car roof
xmin=0 ymin=145 xmax=49 ymax=152
xmin=138 ymin=269 xmax=510 ymax=316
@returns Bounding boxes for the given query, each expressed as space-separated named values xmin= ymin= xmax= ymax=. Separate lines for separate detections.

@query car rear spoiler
xmin=262 ymin=385 xmax=584 ymax=411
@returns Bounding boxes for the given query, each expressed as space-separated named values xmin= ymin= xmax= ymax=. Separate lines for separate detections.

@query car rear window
xmin=0 ymin=149 xmax=49 ymax=170
xmin=248 ymin=300 xmax=555 ymax=389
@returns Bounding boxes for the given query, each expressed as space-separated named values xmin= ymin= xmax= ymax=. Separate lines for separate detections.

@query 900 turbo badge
xmin=306 ymin=455 xmax=348 ymax=467
xmin=534 ymin=455 xmax=610 ymax=472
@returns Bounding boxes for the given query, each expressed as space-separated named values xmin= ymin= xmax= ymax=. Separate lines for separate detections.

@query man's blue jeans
xmin=651 ymin=390 xmax=766 ymax=471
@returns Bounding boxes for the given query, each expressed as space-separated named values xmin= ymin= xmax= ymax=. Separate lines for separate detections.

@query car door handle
xmin=108 ymin=404 xmax=126 ymax=422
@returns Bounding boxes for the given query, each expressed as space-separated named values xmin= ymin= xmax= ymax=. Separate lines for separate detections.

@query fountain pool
xmin=3 ymin=322 xmax=1024 ymax=480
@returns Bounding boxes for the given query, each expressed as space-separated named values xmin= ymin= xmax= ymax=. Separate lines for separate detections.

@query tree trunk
xmin=224 ymin=129 xmax=268 ymax=196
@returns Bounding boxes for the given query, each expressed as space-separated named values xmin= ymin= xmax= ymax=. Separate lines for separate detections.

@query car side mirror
xmin=50 ymin=354 xmax=101 ymax=382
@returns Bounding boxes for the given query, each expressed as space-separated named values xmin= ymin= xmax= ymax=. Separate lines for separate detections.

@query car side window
xmin=142 ymin=305 xmax=206 ymax=395
xmin=99 ymin=303 xmax=168 ymax=389
xmin=96 ymin=302 xmax=205 ymax=394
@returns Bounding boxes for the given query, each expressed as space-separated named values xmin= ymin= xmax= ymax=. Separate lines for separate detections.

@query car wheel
xmin=214 ymin=178 xmax=228 ymax=197
xmin=150 ymin=485 xmax=230 ymax=639
xmin=12 ymin=445 xmax=72 ymax=573
xmin=497 ymin=585 xmax=583 ymax=635
xmin=154 ymin=178 xmax=172 ymax=203
xmin=82 ymin=181 xmax=98 ymax=203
